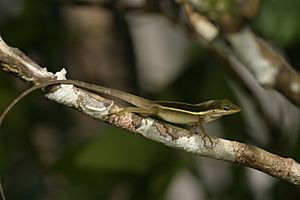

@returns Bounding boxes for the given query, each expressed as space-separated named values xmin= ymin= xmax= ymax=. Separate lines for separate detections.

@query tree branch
xmin=182 ymin=0 xmax=300 ymax=108
xmin=1 ymin=36 xmax=300 ymax=185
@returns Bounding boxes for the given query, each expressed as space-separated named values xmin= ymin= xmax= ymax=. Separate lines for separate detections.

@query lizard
xmin=0 ymin=79 xmax=241 ymax=200
xmin=0 ymin=79 xmax=241 ymax=133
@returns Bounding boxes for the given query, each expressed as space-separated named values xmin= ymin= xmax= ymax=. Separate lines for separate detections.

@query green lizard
xmin=0 ymin=79 xmax=241 ymax=132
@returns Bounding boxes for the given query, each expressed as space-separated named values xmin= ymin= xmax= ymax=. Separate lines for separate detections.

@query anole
xmin=0 ymin=79 xmax=241 ymax=133
xmin=0 ymin=79 xmax=241 ymax=200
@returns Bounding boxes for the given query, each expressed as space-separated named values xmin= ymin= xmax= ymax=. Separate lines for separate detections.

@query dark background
xmin=0 ymin=0 xmax=300 ymax=199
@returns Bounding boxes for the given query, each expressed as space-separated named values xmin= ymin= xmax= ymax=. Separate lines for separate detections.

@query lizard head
xmin=207 ymin=99 xmax=241 ymax=117
xmin=195 ymin=99 xmax=241 ymax=123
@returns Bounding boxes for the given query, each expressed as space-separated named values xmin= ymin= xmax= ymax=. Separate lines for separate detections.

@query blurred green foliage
xmin=67 ymin=130 xmax=173 ymax=173
xmin=55 ymin=130 xmax=178 ymax=200
xmin=255 ymin=0 xmax=300 ymax=46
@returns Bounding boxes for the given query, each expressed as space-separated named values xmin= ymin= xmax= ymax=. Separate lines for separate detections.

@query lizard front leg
xmin=190 ymin=118 xmax=217 ymax=148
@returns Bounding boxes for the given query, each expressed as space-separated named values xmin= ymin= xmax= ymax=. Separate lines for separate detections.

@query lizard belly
xmin=157 ymin=109 xmax=199 ymax=125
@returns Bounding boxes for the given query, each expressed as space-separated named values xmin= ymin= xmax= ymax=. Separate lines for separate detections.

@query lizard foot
xmin=201 ymin=134 xmax=218 ymax=149
xmin=190 ymin=125 xmax=218 ymax=149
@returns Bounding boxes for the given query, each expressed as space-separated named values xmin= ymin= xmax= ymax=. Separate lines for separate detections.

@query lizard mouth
xmin=227 ymin=108 xmax=241 ymax=115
